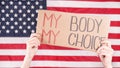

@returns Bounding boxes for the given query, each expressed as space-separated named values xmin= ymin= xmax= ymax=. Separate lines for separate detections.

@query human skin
xmin=97 ymin=40 xmax=114 ymax=68
xmin=21 ymin=33 xmax=40 ymax=68
xmin=21 ymin=33 xmax=114 ymax=68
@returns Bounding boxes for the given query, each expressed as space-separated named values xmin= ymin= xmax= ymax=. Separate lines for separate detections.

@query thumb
xmin=101 ymin=40 xmax=111 ymax=48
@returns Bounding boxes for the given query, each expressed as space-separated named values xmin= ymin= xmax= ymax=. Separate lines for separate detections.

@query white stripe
xmin=0 ymin=50 xmax=119 ymax=56
xmin=47 ymin=1 xmax=120 ymax=8
xmin=109 ymin=14 xmax=120 ymax=21
xmin=0 ymin=38 xmax=120 ymax=45
xmin=0 ymin=61 xmax=120 ymax=67
xmin=1 ymin=38 xmax=120 ymax=45
xmin=78 ymin=14 xmax=120 ymax=21
xmin=109 ymin=27 xmax=120 ymax=33
xmin=0 ymin=37 xmax=28 ymax=44
xmin=109 ymin=39 xmax=120 ymax=45
xmin=31 ymin=61 xmax=120 ymax=67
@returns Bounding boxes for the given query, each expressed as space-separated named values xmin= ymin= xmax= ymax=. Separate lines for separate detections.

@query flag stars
xmin=14 ymin=13 xmax=18 ymax=17
xmin=31 ymin=5 xmax=35 ymax=9
xmin=27 ymin=1 xmax=30 ymax=5
xmin=14 ymin=22 xmax=18 ymax=25
xmin=36 ymin=10 xmax=38 ymax=13
xmin=18 ymin=9 xmax=22 ymax=13
xmin=36 ymin=18 xmax=38 ymax=21
xmin=18 ymin=1 xmax=22 ymax=5
xmin=31 ymin=13 xmax=35 ymax=17
xmin=10 ymin=17 xmax=14 ymax=21
xmin=10 ymin=26 xmax=14 ymax=29
xmin=22 ymin=5 xmax=26 ymax=9
xmin=39 ymin=5 xmax=43 ymax=9
xmin=35 ymin=1 xmax=39 ymax=5
xmin=31 ymin=30 xmax=35 ymax=33
xmin=23 ymin=22 xmax=26 ymax=25
xmin=1 ymin=9 xmax=5 ymax=13
xmin=14 ymin=5 xmax=18 ymax=9
xmin=6 ymin=5 xmax=9 ymax=9
xmin=1 ymin=1 xmax=5 ymax=5
xmin=19 ymin=18 xmax=22 ymax=21
xmin=15 ymin=30 xmax=18 ymax=33
xmin=10 ymin=1 xmax=13 ymax=5
xmin=0 ymin=0 xmax=45 ymax=36
xmin=1 ymin=17 xmax=5 ymax=21
xmin=31 ymin=22 xmax=35 ymax=25
xmin=19 ymin=26 xmax=22 ymax=29
xmin=23 ymin=30 xmax=27 ymax=33
xmin=23 ymin=13 xmax=26 ymax=17
xmin=27 ymin=9 xmax=31 ymax=13
xmin=6 ymin=13 xmax=10 ymax=17
xmin=2 ymin=26 xmax=6 ymax=29
xmin=6 ymin=21 xmax=10 ymax=25
xmin=6 ymin=30 xmax=10 ymax=33
xmin=27 ymin=17 xmax=31 ymax=21
xmin=10 ymin=9 xmax=14 ymax=13
xmin=27 ymin=26 xmax=31 ymax=29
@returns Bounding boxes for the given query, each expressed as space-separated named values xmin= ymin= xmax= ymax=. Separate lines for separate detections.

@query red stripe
xmin=112 ymin=45 xmax=120 ymax=50
xmin=31 ymin=67 xmax=73 ymax=68
xmin=30 ymin=66 xmax=110 ymax=68
xmin=0 ymin=44 xmax=120 ymax=50
xmin=0 ymin=44 xmax=26 ymax=49
xmin=40 ymin=44 xmax=80 ymax=50
xmin=48 ymin=7 xmax=120 ymax=14
xmin=30 ymin=66 xmax=75 ymax=68
xmin=108 ymin=33 xmax=120 ymax=39
xmin=0 ymin=55 xmax=119 ymax=62
xmin=0 ymin=44 xmax=78 ymax=50
xmin=30 ymin=66 xmax=71 ymax=68
xmin=49 ymin=0 xmax=120 ymax=2
xmin=111 ymin=21 xmax=120 ymax=27
xmin=30 ymin=66 xmax=104 ymax=68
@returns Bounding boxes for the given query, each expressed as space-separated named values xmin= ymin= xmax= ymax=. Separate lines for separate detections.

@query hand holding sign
xmin=21 ymin=33 xmax=40 ymax=68
xmin=26 ymin=33 xmax=40 ymax=57
xmin=36 ymin=10 xmax=110 ymax=52
xmin=97 ymin=40 xmax=114 ymax=68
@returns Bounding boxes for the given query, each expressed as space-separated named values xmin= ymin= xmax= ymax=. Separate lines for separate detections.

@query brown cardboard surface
xmin=36 ymin=10 xmax=110 ymax=52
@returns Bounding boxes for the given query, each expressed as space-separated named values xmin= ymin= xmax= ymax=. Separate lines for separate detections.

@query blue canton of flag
xmin=0 ymin=0 xmax=46 ymax=37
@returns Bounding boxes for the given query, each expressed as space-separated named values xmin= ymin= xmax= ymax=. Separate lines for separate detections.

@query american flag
xmin=0 ymin=0 xmax=120 ymax=68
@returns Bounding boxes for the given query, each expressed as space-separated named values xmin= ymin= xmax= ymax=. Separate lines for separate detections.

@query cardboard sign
xmin=36 ymin=10 xmax=110 ymax=52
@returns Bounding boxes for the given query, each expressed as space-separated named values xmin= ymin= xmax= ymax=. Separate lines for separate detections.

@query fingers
xmin=97 ymin=45 xmax=111 ymax=52
xmin=97 ymin=40 xmax=114 ymax=57
xmin=26 ymin=33 xmax=41 ymax=48
xmin=98 ymin=49 xmax=113 ymax=61
xmin=97 ymin=47 xmax=113 ymax=55
xmin=27 ymin=37 xmax=40 ymax=47
xmin=30 ymin=33 xmax=41 ymax=40
xmin=97 ymin=45 xmax=114 ymax=59
xmin=97 ymin=40 xmax=112 ymax=52
xmin=101 ymin=40 xmax=111 ymax=48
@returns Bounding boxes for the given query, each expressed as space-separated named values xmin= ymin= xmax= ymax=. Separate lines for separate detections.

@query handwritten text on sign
xmin=36 ymin=10 xmax=110 ymax=52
